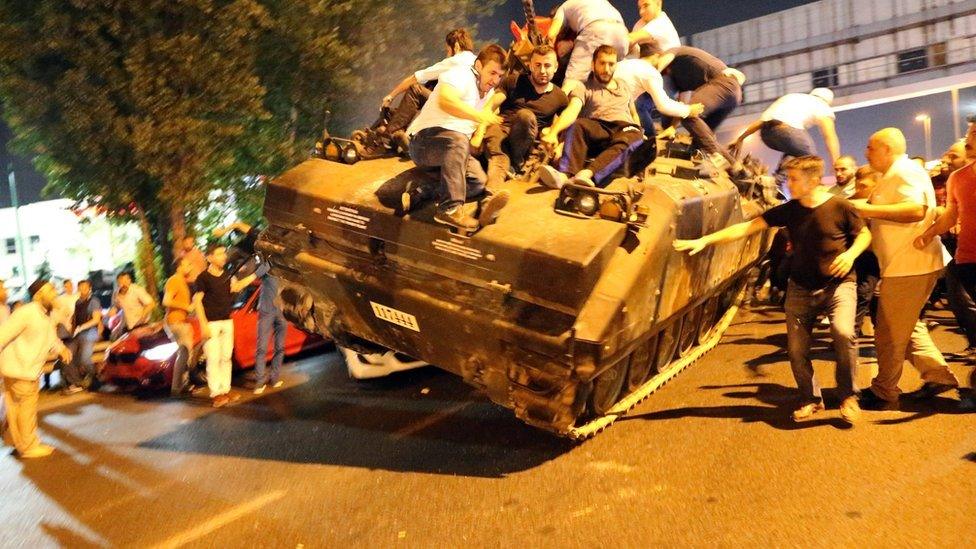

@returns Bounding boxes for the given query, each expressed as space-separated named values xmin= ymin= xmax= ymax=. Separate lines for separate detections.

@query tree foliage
xmin=0 ymin=0 xmax=501 ymax=287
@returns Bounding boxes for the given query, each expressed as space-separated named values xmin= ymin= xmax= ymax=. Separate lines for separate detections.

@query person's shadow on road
xmin=621 ymin=382 xmax=854 ymax=431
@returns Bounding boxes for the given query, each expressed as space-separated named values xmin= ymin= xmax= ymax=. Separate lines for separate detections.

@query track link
xmin=567 ymin=294 xmax=743 ymax=441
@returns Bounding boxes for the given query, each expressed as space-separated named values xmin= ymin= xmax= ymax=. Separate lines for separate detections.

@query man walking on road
xmin=0 ymin=279 xmax=71 ymax=458
xmin=853 ymin=128 xmax=959 ymax=410
xmin=61 ymin=280 xmax=102 ymax=395
xmin=163 ymin=257 xmax=200 ymax=397
xmin=674 ymin=156 xmax=871 ymax=423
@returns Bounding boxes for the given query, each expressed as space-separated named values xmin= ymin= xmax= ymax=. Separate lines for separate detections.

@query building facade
xmin=685 ymin=0 xmax=976 ymax=158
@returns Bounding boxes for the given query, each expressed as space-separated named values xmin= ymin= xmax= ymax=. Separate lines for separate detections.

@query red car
xmin=100 ymin=281 xmax=328 ymax=389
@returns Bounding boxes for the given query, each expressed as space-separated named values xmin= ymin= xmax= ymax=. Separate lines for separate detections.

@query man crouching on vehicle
xmin=403 ymin=44 xmax=511 ymax=232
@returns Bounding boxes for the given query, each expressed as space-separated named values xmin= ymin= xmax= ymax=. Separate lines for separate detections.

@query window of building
xmin=897 ymin=48 xmax=928 ymax=74
xmin=28 ymin=235 xmax=39 ymax=251
xmin=4 ymin=238 xmax=15 ymax=255
xmin=812 ymin=66 xmax=839 ymax=88
xmin=930 ymin=42 xmax=947 ymax=67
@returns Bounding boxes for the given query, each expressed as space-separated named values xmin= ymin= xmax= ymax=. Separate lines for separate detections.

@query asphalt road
xmin=2 ymin=303 xmax=975 ymax=547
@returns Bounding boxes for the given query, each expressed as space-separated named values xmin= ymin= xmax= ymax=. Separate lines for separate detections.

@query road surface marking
xmin=149 ymin=490 xmax=285 ymax=548
xmin=391 ymin=402 xmax=470 ymax=440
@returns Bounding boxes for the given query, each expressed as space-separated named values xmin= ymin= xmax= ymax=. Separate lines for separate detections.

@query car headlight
xmin=141 ymin=342 xmax=179 ymax=362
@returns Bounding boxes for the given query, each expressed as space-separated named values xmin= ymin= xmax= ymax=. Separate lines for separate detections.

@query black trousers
xmin=557 ymin=119 xmax=643 ymax=186
xmin=484 ymin=108 xmax=539 ymax=188
xmin=387 ymin=84 xmax=431 ymax=135
xmin=681 ymin=75 xmax=741 ymax=164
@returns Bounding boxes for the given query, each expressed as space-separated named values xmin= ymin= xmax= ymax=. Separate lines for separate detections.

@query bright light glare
xmin=142 ymin=342 xmax=179 ymax=362
xmin=915 ymin=113 xmax=930 ymax=121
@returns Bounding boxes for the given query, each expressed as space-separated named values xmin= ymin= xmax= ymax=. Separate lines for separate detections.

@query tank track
xmin=567 ymin=287 xmax=745 ymax=441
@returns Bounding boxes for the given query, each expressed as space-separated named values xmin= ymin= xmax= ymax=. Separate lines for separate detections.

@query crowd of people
xmin=0 ymin=224 xmax=288 ymax=459
xmin=1 ymin=0 xmax=975 ymax=457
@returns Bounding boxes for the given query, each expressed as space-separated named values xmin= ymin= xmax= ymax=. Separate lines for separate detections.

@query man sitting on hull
xmin=538 ymin=45 xmax=642 ymax=189
xmin=481 ymin=45 xmax=569 ymax=189
xmin=382 ymin=28 xmax=476 ymax=151
xmin=404 ymin=44 xmax=511 ymax=232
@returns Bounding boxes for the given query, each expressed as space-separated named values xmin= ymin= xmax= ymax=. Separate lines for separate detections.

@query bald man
xmin=829 ymin=155 xmax=857 ymax=197
xmin=852 ymin=128 xmax=959 ymax=410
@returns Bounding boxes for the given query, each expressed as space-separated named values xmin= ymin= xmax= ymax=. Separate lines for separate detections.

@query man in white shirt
xmin=628 ymin=0 xmax=680 ymax=56
xmin=405 ymin=44 xmax=510 ymax=233
xmin=852 ymin=128 xmax=959 ymax=410
xmin=382 ymin=29 xmax=477 ymax=147
xmin=733 ymin=88 xmax=841 ymax=176
xmin=613 ymin=55 xmax=703 ymax=127
xmin=0 ymin=279 xmax=71 ymax=458
xmin=111 ymin=272 xmax=156 ymax=332
xmin=546 ymin=0 xmax=630 ymax=93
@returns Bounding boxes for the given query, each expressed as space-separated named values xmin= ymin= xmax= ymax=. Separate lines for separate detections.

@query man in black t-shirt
xmin=480 ymin=45 xmax=569 ymax=189
xmin=674 ymin=156 xmax=872 ymax=424
xmin=194 ymin=243 xmax=257 ymax=408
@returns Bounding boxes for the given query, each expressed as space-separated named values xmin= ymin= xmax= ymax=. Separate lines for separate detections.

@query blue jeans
xmin=254 ymin=308 xmax=287 ymax=386
xmin=760 ymin=121 xmax=817 ymax=193
xmin=64 ymin=334 xmax=97 ymax=387
xmin=408 ymin=127 xmax=486 ymax=211
xmin=784 ymin=280 xmax=859 ymax=404
xmin=635 ymin=93 xmax=657 ymax=139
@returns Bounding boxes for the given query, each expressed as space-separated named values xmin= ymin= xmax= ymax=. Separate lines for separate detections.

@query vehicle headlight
xmin=577 ymin=193 xmax=599 ymax=216
xmin=141 ymin=342 xmax=179 ymax=362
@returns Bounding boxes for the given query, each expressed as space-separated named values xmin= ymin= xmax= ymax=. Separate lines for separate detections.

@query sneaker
xmin=271 ymin=380 xmax=284 ymax=389
xmin=859 ymin=388 xmax=899 ymax=411
xmin=433 ymin=206 xmax=479 ymax=232
xmin=61 ymin=385 xmax=83 ymax=396
xmin=478 ymin=190 xmax=509 ymax=227
xmin=253 ymin=384 xmax=266 ymax=395
xmin=539 ymin=165 xmax=569 ymax=189
xmin=570 ymin=174 xmax=596 ymax=187
xmin=840 ymin=396 xmax=861 ymax=424
xmin=19 ymin=444 xmax=55 ymax=459
xmin=792 ymin=401 xmax=825 ymax=420
xmin=212 ymin=394 xmax=230 ymax=408
xmin=902 ymin=381 xmax=958 ymax=400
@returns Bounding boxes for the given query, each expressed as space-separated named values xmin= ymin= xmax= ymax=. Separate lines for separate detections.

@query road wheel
xmin=588 ymin=359 xmax=629 ymax=417
xmin=677 ymin=306 xmax=703 ymax=357
xmin=697 ymin=296 xmax=721 ymax=344
xmin=654 ymin=318 xmax=682 ymax=373
xmin=626 ymin=334 xmax=657 ymax=393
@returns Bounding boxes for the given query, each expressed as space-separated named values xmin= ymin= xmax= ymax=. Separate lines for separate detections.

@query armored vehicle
xmin=257 ymin=135 xmax=775 ymax=438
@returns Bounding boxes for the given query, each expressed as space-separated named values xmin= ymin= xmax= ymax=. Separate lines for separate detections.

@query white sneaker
xmin=271 ymin=380 xmax=284 ymax=389
xmin=253 ymin=385 xmax=266 ymax=395
xmin=840 ymin=396 xmax=861 ymax=424
xmin=539 ymin=165 xmax=568 ymax=189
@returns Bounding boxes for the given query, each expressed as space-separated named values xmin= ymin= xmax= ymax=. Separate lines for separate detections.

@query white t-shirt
xmin=556 ymin=0 xmax=624 ymax=32
xmin=761 ymin=93 xmax=835 ymax=130
xmin=407 ymin=66 xmax=495 ymax=138
xmin=869 ymin=155 xmax=945 ymax=278
xmin=630 ymin=12 xmax=681 ymax=53
xmin=413 ymin=50 xmax=476 ymax=85
xmin=114 ymin=283 xmax=154 ymax=330
xmin=0 ymin=302 xmax=60 ymax=381
xmin=613 ymin=59 xmax=690 ymax=118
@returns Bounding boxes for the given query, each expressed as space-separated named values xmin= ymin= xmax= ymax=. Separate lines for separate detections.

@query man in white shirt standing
xmin=405 ymin=44 xmax=510 ymax=233
xmin=733 ymin=88 xmax=841 ymax=183
xmin=852 ymin=128 xmax=959 ymax=410
xmin=382 ymin=29 xmax=477 ymax=149
xmin=0 ymin=279 xmax=71 ymax=459
xmin=546 ymin=0 xmax=630 ymax=93
xmin=628 ymin=0 xmax=680 ymax=56
xmin=111 ymin=272 xmax=156 ymax=333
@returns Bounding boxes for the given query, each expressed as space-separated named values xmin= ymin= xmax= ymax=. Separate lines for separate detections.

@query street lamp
xmin=915 ymin=113 xmax=932 ymax=161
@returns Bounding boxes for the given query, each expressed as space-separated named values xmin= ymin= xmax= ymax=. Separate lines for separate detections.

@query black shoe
xmin=859 ymin=388 xmax=899 ymax=411
xmin=433 ymin=206 xmax=479 ymax=232
xmin=902 ymin=381 xmax=958 ymax=400
xmin=478 ymin=190 xmax=509 ymax=227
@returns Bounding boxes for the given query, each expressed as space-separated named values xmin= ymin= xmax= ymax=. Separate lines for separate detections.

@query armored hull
xmin=258 ymin=138 xmax=772 ymax=437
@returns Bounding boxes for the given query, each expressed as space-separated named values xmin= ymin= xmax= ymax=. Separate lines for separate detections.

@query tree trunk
xmin=151 ymin=210 xmax=174 ymax=279
xmin=168 ymin=203 xmax=187 ymax=267
xmin=135 ymin=211 xmax=160 ymax=295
